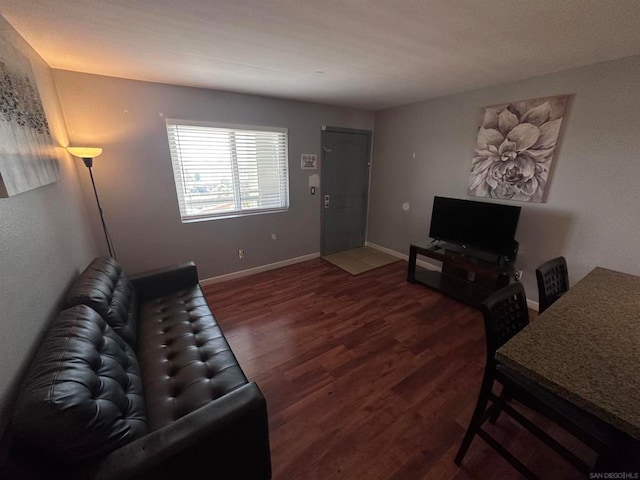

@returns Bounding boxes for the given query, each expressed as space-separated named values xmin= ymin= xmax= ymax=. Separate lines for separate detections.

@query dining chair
xmin=536 ymin=256 xmax=569 ymax=313
xmin=454 ymin=282 xmax=610 ymax=478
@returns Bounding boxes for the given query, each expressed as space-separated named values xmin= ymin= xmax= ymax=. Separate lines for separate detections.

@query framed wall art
xmin=468 ymin=94 xmax=570 ymax=203
xmin=0 ymin=37 xmax=59 ymax=197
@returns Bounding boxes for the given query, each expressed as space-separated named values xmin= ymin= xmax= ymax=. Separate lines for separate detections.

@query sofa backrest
xmin=12 ymin=305 xmax=148 ymax=463
xmin=65 ymin=256 xmax=138 ymax=347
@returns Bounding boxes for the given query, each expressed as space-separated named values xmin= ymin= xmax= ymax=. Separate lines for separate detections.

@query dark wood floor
xmin=203 ymin=258 xmax=594 ymax=480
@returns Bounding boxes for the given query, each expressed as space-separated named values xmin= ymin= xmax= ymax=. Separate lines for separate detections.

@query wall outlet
xmin=238 ymin=249 xmax=245 ymax=259
xmin=271 ymin=233 xmax=277 ymax=240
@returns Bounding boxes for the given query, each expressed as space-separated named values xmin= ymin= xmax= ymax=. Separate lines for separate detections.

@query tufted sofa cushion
xmin=12 ymin=305 xmax=148 ymax=463
xmin=137 ymin=284 xmax=248 ymax=430
xmin=65 ymin=257 xmax=138 ymax=347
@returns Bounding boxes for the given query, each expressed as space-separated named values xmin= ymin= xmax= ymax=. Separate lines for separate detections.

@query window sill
xmin=181 ymin=207 xmax=289 ymax=223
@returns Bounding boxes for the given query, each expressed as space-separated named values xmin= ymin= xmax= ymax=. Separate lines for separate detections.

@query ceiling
xmin=2 ymin=0 xmax=640 ymax=110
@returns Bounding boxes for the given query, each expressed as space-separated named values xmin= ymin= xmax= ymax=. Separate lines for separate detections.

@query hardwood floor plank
xmin=203 ymin=258 xmax=592 ymax=479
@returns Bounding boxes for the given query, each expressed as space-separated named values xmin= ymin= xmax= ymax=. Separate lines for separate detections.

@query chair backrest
xmin=481 ymin=283 xmax=530 ymax=364
xmin=536 ymin=256 xmax=569 ymax=314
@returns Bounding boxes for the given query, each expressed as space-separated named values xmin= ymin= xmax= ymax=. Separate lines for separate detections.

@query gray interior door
xmin=321 ymin=127 xmax=371 ymax=256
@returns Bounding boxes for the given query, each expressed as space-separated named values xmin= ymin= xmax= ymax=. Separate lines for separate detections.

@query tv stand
xmin=407 ymin=240 xmax=516 ymax=307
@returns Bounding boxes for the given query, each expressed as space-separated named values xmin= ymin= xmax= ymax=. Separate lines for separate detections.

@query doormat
xmin=322 ymin=246 xmax=400 ymax=275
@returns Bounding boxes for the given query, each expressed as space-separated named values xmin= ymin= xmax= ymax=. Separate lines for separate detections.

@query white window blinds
xmin=166 ymin=120 xmax=289 ymax=222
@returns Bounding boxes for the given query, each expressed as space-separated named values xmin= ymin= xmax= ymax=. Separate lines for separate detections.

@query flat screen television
xmin=429 ymin=196 xmax=521 ymax=257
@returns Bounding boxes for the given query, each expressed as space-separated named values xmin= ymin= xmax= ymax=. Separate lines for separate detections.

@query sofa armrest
xmin=130 ymin=262 xmax=199 ymax=301
xmin=80 ymin=382 xmax=271 ymax=480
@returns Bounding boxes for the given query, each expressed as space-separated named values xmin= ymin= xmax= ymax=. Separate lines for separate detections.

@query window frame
xmin=166 ymin=119 xmax=290 ymax=223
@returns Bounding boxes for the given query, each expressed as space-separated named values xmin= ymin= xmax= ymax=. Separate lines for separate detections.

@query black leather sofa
xmin=3 ymin=257 xmax=271 ymax=480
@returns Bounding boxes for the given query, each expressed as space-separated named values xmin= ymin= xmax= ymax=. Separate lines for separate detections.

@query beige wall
xmin=53 ymin=70 xmax=374 ymax=279
xmin=0 ymin=17 xmax=97 ymax=432
xmin=368 ymin=55 xmax=640 ymax=304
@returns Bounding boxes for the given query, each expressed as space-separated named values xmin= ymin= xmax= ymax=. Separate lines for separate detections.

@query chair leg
xmin=454 ymin=373 xmax=494 ymax=465
xmin=502 ymin=402 xmax=590 ymax=475
xmin=490 ymin=386 xmax=509 ymax=424
xmin=477 ymin=428 xmax=539 ymax=480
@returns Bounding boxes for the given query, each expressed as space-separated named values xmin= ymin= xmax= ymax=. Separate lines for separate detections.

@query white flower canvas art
xmin=468 ymin=95 xmax=569 ymax=203
xmin=0 ymin=37 xmax=59 ymax=197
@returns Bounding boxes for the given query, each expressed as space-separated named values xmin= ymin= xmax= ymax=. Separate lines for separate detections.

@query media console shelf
xmin=407 ymin=240 xmax=516 ymax=307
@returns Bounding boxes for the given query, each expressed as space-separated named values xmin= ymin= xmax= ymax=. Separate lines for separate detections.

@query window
xmin=166 ymin=119 xmax=289 ymax=222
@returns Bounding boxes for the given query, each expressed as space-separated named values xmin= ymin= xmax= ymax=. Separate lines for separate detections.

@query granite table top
xmin=497 ymin=267 xmax=640 ymax=440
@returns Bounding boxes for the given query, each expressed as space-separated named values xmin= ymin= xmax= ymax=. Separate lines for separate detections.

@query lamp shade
xmin=67 ymin=147 xmax=103 ymax=159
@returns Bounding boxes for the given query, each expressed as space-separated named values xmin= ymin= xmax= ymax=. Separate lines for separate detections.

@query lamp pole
xmin=67 ymin=147 xmax=116 ymax=259
xmin=83 ymin=157 xmax=114 ymax=258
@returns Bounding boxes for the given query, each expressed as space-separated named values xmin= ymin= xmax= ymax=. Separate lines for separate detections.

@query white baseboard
xmin=200 ymin=252 xmax=320 ymax=286
xmin=527 ymin=299 xmax=540 ymax=312
xmin=200 ymin=244 xmax=541 ymax=312
xmin=366 ymin=241 xmax=539 ymax=312
xmin=365 ymin=241 xmax=441 ymax=271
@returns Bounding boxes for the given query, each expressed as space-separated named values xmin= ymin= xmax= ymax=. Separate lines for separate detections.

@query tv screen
xmin=429 ymin=196 xmax=521 ymax=256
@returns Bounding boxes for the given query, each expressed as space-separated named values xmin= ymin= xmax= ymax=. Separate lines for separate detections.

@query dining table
xmin=496 ymin=266 xmax=640 ymax=453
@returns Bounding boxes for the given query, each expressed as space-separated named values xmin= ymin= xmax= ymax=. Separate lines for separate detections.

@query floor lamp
xmin=67 ymin=147 xmax=116 ymax=259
